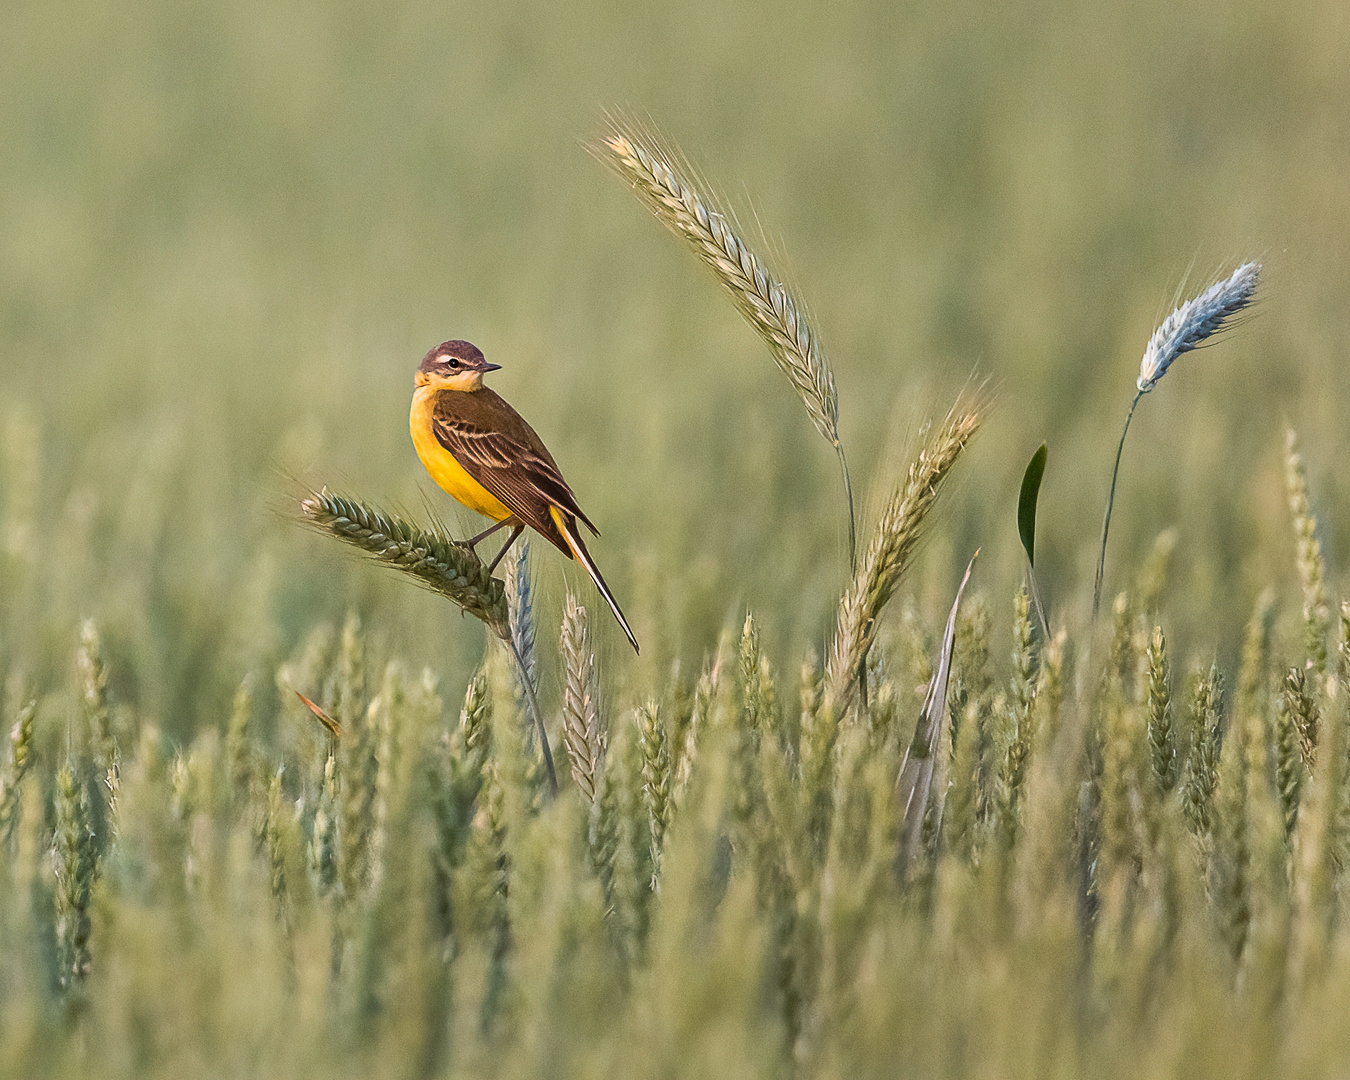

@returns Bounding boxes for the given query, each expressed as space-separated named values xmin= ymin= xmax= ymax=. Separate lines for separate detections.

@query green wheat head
xmin=301 ymin=489 xmax=510 ymax=639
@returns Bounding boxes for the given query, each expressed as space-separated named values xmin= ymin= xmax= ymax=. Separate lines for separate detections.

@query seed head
xmin=1136 ymin=262 xmax=1260 ymax=393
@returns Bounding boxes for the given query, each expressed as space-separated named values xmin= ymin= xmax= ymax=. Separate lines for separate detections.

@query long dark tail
xmin=551 ymin=508 xmax=640 ymax=654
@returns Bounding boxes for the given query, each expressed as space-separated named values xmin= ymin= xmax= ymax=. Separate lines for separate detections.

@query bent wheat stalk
xmin=302 ymin=489 xmax=558 ymax=793
xmin=302 ymin=489 xmax=510 ymax=638
xmin=1093 ymin=263 xmax=1260 ymax=614
xmin=598 ymin=118 xmax=857 ymax=565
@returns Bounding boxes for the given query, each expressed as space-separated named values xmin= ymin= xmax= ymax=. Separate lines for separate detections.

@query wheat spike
xmin=1094 ymin=263 xmax=1260 ymax=614
xmin=599 ymin=118 xmax=856 ymax=562
xmin=504 ymin=540 xmax=539 ymax=697
xmin=638 ymin=700 xmax=671 ymax=885
xmin=77 ymin=619 xmax=120 ymax=840
xmin=560 ymin=592 xmax=605 ymax=803
xmin=1136 ymin=262 xmax=1260 ymax=392
xmin=0 ymin=698 xmax=35 ymax=842
xmin=1145 ymin=626 xmax=1176 ymax=794
xmin=1285 ymin=428 xmax=1330 ymax=675
xmin=301 ymin=489 xmax=509 ymax=639
xmin=53 ymin=760 xmax=95 ymax=990
xmin=824 ymin=406 xmax=980 ymax=718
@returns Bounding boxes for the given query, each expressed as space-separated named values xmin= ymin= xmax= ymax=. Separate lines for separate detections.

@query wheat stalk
xmin=308 ymin=751 xmax=339 ymax=898
xmin=1094 ymin=263 xmax=1260 ymax=614
xmin=504 ymin=540 xmax=539 ymax=696
xmin=301 ymin=489 xmax=509 ymax=639
xmin=1145 ymin=625 xmax=1176 ymax=794
xmin=77 ymin=620 xmax=119 ymax=840
xmin=598 ymin=118 xmax=856 ymax=564
xmin=53 ymin=760 xmax=95 ymax=990
xmin=560 ymin=592 xmax=605 ymax=803
xmin=1285 ymin=428 xmax=1330 ymax=674
xmin=638 ymin=700 xmax=671 ymax=886
xmin=263 ymin=766 xmax=292 ymax=935
xmin=0 ymin=699 xmax=34 ymax=843
xmin=823 ymin=405 xmax=980 ymax=719
xmin=1183 ymin=665 xmax=1222 ymax=838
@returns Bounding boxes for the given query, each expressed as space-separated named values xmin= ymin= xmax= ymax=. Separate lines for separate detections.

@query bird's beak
xmin=481 ymin=363 xmax=502 ymax=372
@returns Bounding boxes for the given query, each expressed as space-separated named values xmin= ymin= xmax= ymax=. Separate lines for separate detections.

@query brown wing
xmin=431 ymin=388 xmax=599 ymax=553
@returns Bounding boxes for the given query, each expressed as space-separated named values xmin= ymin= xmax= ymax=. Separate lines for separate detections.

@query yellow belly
xmin=410 ymin=387 xmax=513 ymax=522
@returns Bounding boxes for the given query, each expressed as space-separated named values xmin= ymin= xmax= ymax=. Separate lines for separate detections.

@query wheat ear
xmin=301 ymin=489 xmax=509 ymax=639
xmin=1094 ymin=263 xmax=1260 ymax=614
xmin=824 ymin=406 xmax=981 ymax=719
xmin=301 ymin=490 xmax=554 ymax=789
xmin=560 ymin=592 xmax=605 ymax=803
xmin=598 ymin=119 xmax=856 ymax=564
xmin=1285 ymin=428 xmax=1330 ymax=675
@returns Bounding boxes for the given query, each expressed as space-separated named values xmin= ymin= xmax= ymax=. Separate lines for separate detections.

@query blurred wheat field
xmin=2 ymin=0 xmax=1350 ymax=1076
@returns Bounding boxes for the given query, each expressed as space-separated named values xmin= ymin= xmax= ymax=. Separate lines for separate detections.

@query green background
xmin=2 ymin=0 xmax=1346 ymax=733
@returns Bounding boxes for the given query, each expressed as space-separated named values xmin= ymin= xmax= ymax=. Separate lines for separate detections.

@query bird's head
xmin=415 ymin=340 xmax=501 ymax=392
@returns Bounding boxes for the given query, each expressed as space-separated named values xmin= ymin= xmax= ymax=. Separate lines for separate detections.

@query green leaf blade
xmin=1018 ymin=443 xmax=1048 ymax=568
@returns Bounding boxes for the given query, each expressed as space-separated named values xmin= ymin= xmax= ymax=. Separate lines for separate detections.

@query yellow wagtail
xmin=410 ymin=339 xmax=639 ymax=653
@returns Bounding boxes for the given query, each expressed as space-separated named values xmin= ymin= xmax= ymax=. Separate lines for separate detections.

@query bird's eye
xmin=444 ymin=357 xmax=460 ymax=370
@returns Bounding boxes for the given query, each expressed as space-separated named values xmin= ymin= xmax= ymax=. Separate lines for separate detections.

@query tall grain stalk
xmin=598 ymin=119 xmax=856 ymax=565
xmin=824 ymin=406 xmax=980 ymax=719
xmin=1094 ymin=263 xmax=1260 ymax=614
xmin=1285 ymin=428 xmax=1330 ymax=675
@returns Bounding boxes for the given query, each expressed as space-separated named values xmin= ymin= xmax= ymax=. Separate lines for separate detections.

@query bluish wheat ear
xmin=1137 ymin=262 xmax=1260 ymax=392
xmin=1094 ymin=263 xmax=1261 ymax=615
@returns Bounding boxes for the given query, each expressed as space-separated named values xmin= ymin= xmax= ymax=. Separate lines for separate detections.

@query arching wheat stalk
xmin=302 ymin=489 xmax=560 ymax=792
xmin=302 ymin=489 xmax=510 ymax=638
xmin=1093 ymin=262 xmax=1260 ymax=615
xmin=598 ymin=118 xmax=856 ymax=566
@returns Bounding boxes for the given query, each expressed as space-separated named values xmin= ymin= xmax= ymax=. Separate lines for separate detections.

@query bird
xmin=409 ymin=339 xmax=639 ymax=653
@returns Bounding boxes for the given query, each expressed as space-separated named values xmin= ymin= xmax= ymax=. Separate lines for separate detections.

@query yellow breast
xmin=410 ymin=386 xmax=513 ymax=522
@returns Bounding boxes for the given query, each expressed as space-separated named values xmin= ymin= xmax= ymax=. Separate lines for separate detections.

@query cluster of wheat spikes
xmin=302 ymin=489 xmax=561 ymax=790
xmin=2 ymin=426 xmax=1346 ymax=1075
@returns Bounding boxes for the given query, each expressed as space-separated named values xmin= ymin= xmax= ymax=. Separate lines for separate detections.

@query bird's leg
xmin=487 ymin=524 xmax=526 ymax=574
xmin=465 ymin=517 xmax=512 ymax=552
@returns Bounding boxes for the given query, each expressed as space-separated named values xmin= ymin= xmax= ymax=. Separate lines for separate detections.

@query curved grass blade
xmin=1018 ymin=443 xmax=1047 ymax=568
xmin=1018 ymin=443 xmax=1050 ymax=637
xmin=897 ymin=550 xmax=978 ymax=862
xmin=295 ymin=691 xmax=343 ymax=741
